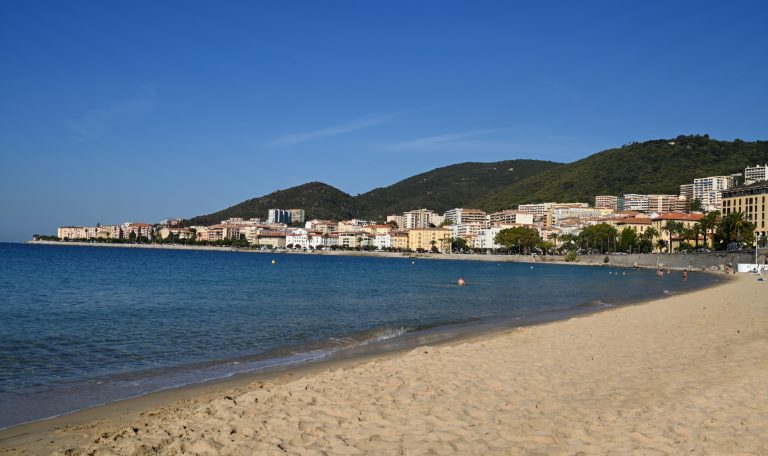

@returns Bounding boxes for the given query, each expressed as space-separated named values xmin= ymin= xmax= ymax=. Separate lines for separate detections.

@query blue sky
xmin=1 ymin=1 xmax=767 ymax=241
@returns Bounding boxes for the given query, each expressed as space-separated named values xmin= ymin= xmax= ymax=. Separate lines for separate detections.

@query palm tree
xmin=655 ymin=239 xmax=668 ymax=253
xmin=691 ymin=223 xmax=702 ymax=249
xmin=640 ymin=227 xmax=659 ymax=253
xmin=701 ymin=211 xmax=720 ymax=250
xmin=724 ymin=211 xmax=753 ymax=248
xmin=663 ymin=220 xmax=682 ymax=253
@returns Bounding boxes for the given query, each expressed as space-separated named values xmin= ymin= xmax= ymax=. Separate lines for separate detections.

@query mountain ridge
xmin=185 ymin=135 xmax=768 ymax=226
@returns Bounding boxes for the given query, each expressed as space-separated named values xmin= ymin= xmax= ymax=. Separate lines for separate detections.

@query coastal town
xmin=44 ymin=163 xmax=768 ymax=255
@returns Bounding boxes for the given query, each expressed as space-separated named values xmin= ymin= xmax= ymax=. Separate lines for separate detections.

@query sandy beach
xmin=2 ymin=273 xmax=767 ymax=455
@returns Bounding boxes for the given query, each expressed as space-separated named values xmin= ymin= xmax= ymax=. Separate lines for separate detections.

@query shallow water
xmin=0 ymin=243 xmax=716 ymax=429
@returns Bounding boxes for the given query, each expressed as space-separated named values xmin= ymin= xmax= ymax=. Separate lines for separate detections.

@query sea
xmin=0 ymin=243 xmax=718 ymax=429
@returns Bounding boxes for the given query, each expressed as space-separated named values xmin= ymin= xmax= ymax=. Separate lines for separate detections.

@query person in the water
xmin=458 ymin=276 xmax=466 ymax=286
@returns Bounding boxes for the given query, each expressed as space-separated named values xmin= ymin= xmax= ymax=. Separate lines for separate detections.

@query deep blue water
xmin=0 ymin=243 xmax=717 ymax=429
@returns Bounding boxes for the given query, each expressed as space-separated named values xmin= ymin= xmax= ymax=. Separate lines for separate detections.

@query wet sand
xmin=2 ymin=273 xmax=767 ymax=455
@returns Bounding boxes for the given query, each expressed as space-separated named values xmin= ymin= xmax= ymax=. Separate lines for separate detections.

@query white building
xmin=744 ymin=164 xmax=768 ymax=184
xmin=517 ymin=203 xmax=553 ymax=220
xmin=373 ymin=233 xmax=392 ymax=249
xmin=403 ymin=209 xmax=443 ymax=229
xmin=309 ymin=232 xmax=337 ymax=249
xmin=267 ymin=209 xmax=292 ymax=224
xmin=450 ymin=222 xmax=485 ymax=239
xmin=488 ymin=210 xmax=534 ymax=225
xmin=286 ymin=228 xmax=309 ymax=248
xmin=443 ymin=208 xmax=487 ymax=225
xmin=693 ymin=176 xmax=733 ymax=211
xmin=622 ymin=194 xmax=650 ymax=212
xmin=679 ymin=183 xmax=694 ymax=200
xmin=475 ymin=226 xmax=507 ymax=250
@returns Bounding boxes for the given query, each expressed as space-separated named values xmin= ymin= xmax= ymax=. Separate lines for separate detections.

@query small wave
xmin=356 ymin=326 xmax=412 ymax=346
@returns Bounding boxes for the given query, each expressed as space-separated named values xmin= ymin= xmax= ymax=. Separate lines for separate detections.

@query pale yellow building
xmin=722 ymin=180 xmax=768 ymax=245
xmin=391 ymin=232 xmax=409 ymax=250
xmin=407 ymin=228 xmax=452 ymax=252
xmin=361 ymin=224 xmax=392 ymax=236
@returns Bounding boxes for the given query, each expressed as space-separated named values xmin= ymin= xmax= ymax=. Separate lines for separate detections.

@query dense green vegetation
xmin=472 ymin=135 xmax=768 ymax=211
xmin=356 ymin=159 xmax=562 ymax=219
xmin=185 ymin=182 xmax=359 ymax=226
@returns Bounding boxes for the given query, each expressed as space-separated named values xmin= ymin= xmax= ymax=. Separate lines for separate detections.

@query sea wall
xmin=573 ymin=252 xmax=757 ymax=270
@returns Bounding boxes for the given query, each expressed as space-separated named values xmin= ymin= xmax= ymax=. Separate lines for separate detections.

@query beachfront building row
xmin=58 ymin=222 xmax=155 ymax=241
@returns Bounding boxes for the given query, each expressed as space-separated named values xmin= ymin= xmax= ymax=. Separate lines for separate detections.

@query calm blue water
xmin=0 ymin=243 xmax=717 ymax=429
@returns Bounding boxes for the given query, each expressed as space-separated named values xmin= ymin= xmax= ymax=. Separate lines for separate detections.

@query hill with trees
xmin=355 ymin=159 xmax=562 ymax=219
xmin=472 ymin=135 xmax=768 ymax=211
xmin=185 ymin=182 xmax=359 ymax=226
xmin=184 ymin=159 xmax=562 ymax=225
xmin=185 ymin=136 xmax=768 ymax=226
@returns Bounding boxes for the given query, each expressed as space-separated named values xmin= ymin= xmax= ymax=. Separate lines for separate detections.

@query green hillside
xmin=356 ymin=159 xmax=563 ymax=219
xmin=184 ymin=159 xmax=561 ymax=225
xmin=185 ymin=136 xmax=768 ymax=226
xmin=472 ymin=135 xmax=768 ymax=211
xmin=185 ymin=182 xmax=358 ymax=226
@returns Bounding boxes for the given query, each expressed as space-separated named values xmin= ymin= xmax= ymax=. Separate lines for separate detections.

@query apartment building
xmin=361 ymin=224 xmax=393 ymax=236
xmin=158 ymin=227 xmax=194 ymax=240
xmin=337 ymin=231 xmax=372 ymax=249
xmin=304 ymin=219 xmax=338 ymax=233
xmin=679 ymin=183 xmax=694 ymax=200
xmin=286 ymin=229 xmax=309 ymax=248
xmin=693 ymin=176 xmax=733 ymax=211
xmin=267 ymin=209 xmax=292 ymax=224
xmin=407 ymin=228 xmax=452 ymax=252
xmin=443 ymin=208 xmax=487 ymax=225
xmin=288 ymin=209 xmax=305 ymax=223
xmin=123 ymin=223 xmax=154 ymax=240
xmin=647 ymin=194 xmax=681 ymax=213
xmin=622 ymin=194 xmax=650 ymax=212
xmin=403 ymin=209 xmax=443 ymax=229
xmin=516 ymin=203 xmax=552 ymax=220
xmin=722 ymin=180 xmax=768 ymax=244
xmin=245 ymin=229 xmax=287 ymax=248
xmin=385 ymin=215 xmax=405 ymax=229
xmin=57 ymin=226 xmax=99 ymax=240
xmin=96 ymin=225 xmax=122 ymax=239
xmin=594 ymin=195 xmax=618 ymax=211
xmin=488 ymin=210 xmax=534 ymax=225
xmin=450 ymin=222 xmax=485 ymax=239
xmin=744 ymin=164 xmax=768 ymax=184
xmin=650 ymin=212 xmax=706 ymax=251
xmin=204 ymin=225 xmax=244 ymax=242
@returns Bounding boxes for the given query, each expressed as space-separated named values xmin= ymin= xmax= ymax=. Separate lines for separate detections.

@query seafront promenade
xmin=27 ymin=240 xmax=752 ymax=271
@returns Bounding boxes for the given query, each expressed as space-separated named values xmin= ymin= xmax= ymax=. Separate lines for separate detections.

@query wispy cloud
xmin=68 ymin=84 xmax=156 ymax=139
xmin=390 ymin=128 xmax=510 ymax=151
xmin=267 ymin=113 xmax=396 ymax=147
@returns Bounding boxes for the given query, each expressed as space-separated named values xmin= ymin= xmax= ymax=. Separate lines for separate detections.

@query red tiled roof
xmin=654 ymin=212 xmax=704 ymax=221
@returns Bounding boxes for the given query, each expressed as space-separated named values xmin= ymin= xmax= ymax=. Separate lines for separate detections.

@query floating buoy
xmin=411 ymin=261 xmax=415 ymax=264
xmin=272 ymin=259 xmax=276 ymax=264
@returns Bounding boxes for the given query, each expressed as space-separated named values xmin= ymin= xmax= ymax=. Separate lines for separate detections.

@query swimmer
xmin=458 ymin=276 xmax=466 ymax=286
